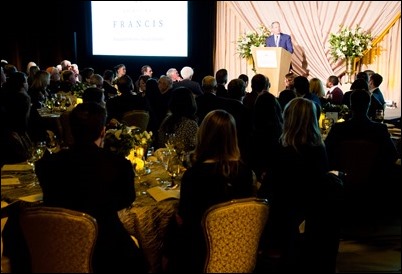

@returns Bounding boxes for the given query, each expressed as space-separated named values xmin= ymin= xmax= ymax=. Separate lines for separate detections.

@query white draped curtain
xmin=214 ymin=1 xmax=401 ymax=109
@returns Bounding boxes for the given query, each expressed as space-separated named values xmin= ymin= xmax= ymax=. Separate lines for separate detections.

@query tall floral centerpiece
xmin=329 ymin=25 xmax=373 ymax=83
xmin=236 ymin=24 xmax=270 ymax=72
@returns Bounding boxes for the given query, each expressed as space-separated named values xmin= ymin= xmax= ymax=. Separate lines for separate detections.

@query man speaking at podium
xmin=265 ymin=21 xmax=294 ymax=54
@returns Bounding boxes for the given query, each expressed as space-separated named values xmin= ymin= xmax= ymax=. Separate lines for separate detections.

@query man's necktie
xmin=275 ymin=36 xmax=279 ymax=47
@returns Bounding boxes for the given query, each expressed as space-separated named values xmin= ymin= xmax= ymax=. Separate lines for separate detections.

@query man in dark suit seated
xmin=35 ymin=102 xmax=147 ymax=273
xmin=324 ymin=89 xmax=398 ymax=215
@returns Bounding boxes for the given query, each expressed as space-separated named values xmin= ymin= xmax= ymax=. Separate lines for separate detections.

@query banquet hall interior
xmin=1 ymin=1 xmax=401 ymax=273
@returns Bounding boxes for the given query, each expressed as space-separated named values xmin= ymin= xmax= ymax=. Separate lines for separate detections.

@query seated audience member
xmin=242 ymin=73 xmax=268 ymax=112
xmin=258 ymin=97 xmax=335 ymax=273
xmin=106 ymin=74 xmax=150 ymax=123
xmin=166 ymin=68 xmax=182 ymax=82
xmin=309 ymin=77 xmax=326 ymax=104
xmin=158 ymin=87 xmax=198 ymax=152
xmin=355 ymin=71 xmax=369 ymax=83
xmin=173 ymin=66 xmax=203 ymax=97
xmin=238 ymin=73 xmax=249 ymax=92
xmin=35 ymin=102 xmax=147 ymax=273
xmin=163 ymin=109 xmax=256 ymax=273
xmin=294 ymin=76 xmax=321 ymax=119
xmin=324 ymin=89 xmax=398 ymax=210
xmin=250 ymin=85 xmax=283 ymax=180
xmin=215 ymin=68 xmax=229 ymax=98
xmin=0 ymin=71 xmax=33 ymax=167
xmin=278 ymin=72 xmax=297 ymax=110
xmin=102 ymin=69 xmax=118 ymax=100
xmin=341 ymin=78 xmax=369 ymax=110
xmin=368 ymin=73 xmax=386 ymax=120
xmin=324 ymin=75 xmax=344 ymax=105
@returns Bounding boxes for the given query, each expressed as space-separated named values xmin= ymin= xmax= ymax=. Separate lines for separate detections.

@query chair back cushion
xmin=19 ymin=206 xmax=97 ymax=273
xmin=121 ymin=110 xmax=150 ymax=132
xmin=202 ymin=197 xmax=269 ymax=273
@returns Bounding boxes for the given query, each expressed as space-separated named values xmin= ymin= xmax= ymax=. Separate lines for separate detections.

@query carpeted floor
xmin=336 ymin=215 xmax=401 ymax=273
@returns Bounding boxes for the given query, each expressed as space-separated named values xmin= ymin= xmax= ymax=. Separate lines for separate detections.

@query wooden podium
xmin=252 ymin=47 xmax=292 ymax=97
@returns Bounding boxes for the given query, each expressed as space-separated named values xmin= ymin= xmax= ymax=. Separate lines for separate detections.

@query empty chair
xmin=121 ymin=110 xmax=150 ymax=132
xmin=202 ymin=197 xmax=269 ymax=273
xmin=19 ymin=206 xmax=98 ymax=273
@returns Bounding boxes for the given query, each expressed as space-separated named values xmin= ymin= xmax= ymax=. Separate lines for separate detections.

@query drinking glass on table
xmin=27 ymin=142 xmax=46 ymax=185
xmin=166 ymin=153 xmax=183 ymax=189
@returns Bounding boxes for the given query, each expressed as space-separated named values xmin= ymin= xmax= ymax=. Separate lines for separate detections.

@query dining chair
xmin=201 ymin=197 xmax=269 ymax=273
xmin=19 ymin=206 xmax=98 ymax=273
xmin=121 ymin=110 xmax=150 ymax=133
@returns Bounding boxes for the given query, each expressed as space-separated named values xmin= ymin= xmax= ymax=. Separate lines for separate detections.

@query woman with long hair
xmin=164 ymin=109 xmax=256 ymax=273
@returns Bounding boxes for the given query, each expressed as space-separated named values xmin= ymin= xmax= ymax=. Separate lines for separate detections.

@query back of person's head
xmin=195 ymin=109 xmax=240 ymax=164
xmin=61 ymin=70 xmax=74 ymax=82
xmin=227 ymin=78 xmax=246 ymax=100
xmin=309 ymin=78 xmax=325 ymax=98
xmin=285 ymin=72 xmax=295 ymax=89
xmin=293 ymin=76 xmax=310 ymax=96
xmin=31 ymin=70 xmax=50 ymax=89
xmin=251 ymin=74 xmax=269 ymax=92
xmin=238 ymin=74 xmax=249 ymax=85
xmin=103 ymin=70 xmax=115 ymax=81
xmin=350 ymin=78 xmax=369 ymax=91
xmin=169 ymin=87 xmax=197 ymax=118
xmin=81 ymin=67 xmax=95 ymax=82
xmin=83 ymin=87 xmax=105 ymax=106
xmin=254 ymin=92 xmax=283 ymax=133
xmin=114 ymin=64 xmax=125 ymax=72
xmin=180 ymin=66 xmax=194 ymax=80
xmin=4 ymin=64 xmax=18 ymax=78
xmin=327 ymin=75 xmax=339 ymax=86
xmin=350 ymin=89 xmax=371 ymax=113
xmin=363 ymin=69 xmax=375 ymax=79
xmin=70 ymin=102 xmax=107 ymax=145
xmin=370 ymin=73 xmax=383 ymax=87
xmin=356 ymin=71 xmax=369 ymax=82
xmin=5 ymin=71 xmax=28 ymax=91
xmin=201 ymin=75 xmax=217 ymax=93
xmin=215 ymin=69 xmax=228 ymax=84
xmin=281 ymin=97 xmax=322 ymax=150
xmin=158 ymin=75 xmax=173 ymax=93
xmin=116 ymin=75 xmax=134 ymax=94
xmin=89 ymin=74 xmax=104 ymax=89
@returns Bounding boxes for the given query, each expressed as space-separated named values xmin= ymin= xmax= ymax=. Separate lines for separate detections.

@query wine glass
xmin=166 ymin=154 xmax=182 ymax=189
xmin=165 ymin=133 xmax=176 ymax=153
xmin=27 ymin=142 xmax=46 ymax=186
xmin=46 ymin=132 xmax=60 ymax=154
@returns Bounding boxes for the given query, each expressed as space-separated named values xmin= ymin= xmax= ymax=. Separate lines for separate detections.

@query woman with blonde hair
xmin=309 ymin=77 xmax=325 ymax=100
xmin=164 ymin=109 xmax=255 ymax=273
xmin=258 ymin=97 xmax=333 ymax=272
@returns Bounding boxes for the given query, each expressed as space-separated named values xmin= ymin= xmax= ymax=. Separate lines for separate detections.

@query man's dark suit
xmin=265 ymin=33 xmax=294 ymax=54
xmin=36 ymin=144 xmax=146 ymax=273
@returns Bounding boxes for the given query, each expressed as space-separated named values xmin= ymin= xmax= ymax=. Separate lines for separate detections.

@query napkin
xmin=2 ymin=164 xmax=32 ymax=172
xmin=18 ymin=193 xmax=43 ymax=202
xmin=1 ymin=177 xmax=20 ymax=186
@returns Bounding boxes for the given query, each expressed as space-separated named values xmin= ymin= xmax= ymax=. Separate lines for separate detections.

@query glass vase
xmin=345 ymin=56 xmax=355 ymax=84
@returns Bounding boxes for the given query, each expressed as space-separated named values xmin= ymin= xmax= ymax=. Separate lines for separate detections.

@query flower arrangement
xmin=133 ymin=130 xmax=153 ymax=147
xmin=236 ymin=24 xmax=270 ymax=60
xmin=71 ymin=82 xmax=86 ymax=98
xmin=104 ymin=124 xmax=137 ymax=157
xmin=322 ymin=102 xmax=349 ymax=118
xmin=104 ymin=123 xmax=153 ymax=158
xmin=329 ymin=25 xmax=373 ymax=62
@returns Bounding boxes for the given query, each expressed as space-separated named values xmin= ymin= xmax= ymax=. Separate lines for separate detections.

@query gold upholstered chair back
xmin=202 ymin=197 xmax=269 ymax=273
xmin=121 ymin=110 xmax=150 ymax=133
xmin=19 ymin=206 xmax=98 ymax=273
